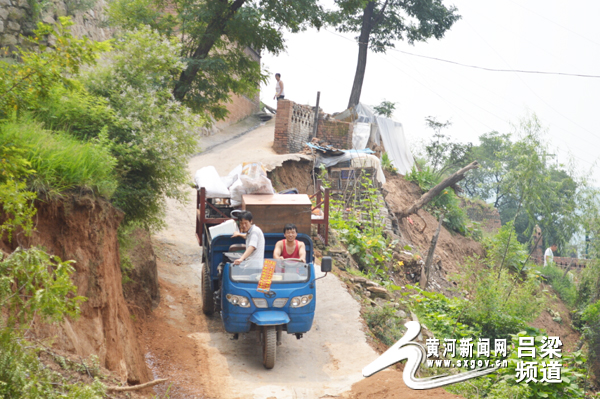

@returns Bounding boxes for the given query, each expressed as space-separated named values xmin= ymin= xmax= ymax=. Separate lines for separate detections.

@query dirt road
xmin=144 ymin=117 xmax=462 ymax=399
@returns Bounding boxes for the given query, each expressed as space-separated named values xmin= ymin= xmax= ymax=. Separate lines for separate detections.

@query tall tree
xmin=109 ymin=0 xmax=324 ymax=119
xmin=172 ymin=0 xmax=324 ymax=118
xmin=330 ymin=0 xmax=460 ymax=109
xmin=460 ymin=115 xmax=589 ymax=249
xmin=462 ymin=131 xmax=512 ymax=206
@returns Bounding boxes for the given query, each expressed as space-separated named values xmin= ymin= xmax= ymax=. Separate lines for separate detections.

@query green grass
xmin=0 ymin=120 xmax=118 ymax=198
xmin=538 ymin=263 xmax=578 ymax=307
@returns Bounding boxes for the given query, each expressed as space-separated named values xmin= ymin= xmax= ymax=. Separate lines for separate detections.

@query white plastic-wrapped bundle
xmin=194 ymin=166 xmax=230 ymax=198
xmin=230 ymin=162 xmax=275 ymax=207
xmin=221 ymin=164 xmax=242 ymax=189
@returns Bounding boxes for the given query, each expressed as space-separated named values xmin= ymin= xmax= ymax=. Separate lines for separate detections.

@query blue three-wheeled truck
xmin=195 ymin=186 xmax=331 ymax=369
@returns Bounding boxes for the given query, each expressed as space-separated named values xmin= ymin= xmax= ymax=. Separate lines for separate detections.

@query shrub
xmin=404 ymin=286 xmax=478 ymax=339
xmin=458 ymin=263 xmax=542 ymax=341
xmin=0 ymin=329 xmax=106 ymax=399
xmin=483 ymin=221 xmax=528 ymax=273
xmin=329 ymin=176 xmax=396 ymax=278
xmin=0 ymin=17 xmax=109 ymax=121
xmin=33 ymin=85 xmax=117 ymax=141
xmin=83 ymin=26 xmax=205 ymax=229
xmin=538 ymin=263 xmax=577 ymax=307
xmin=0 ymin=121 xmax=118 ymax=198
xmin=364 ymin=305 xmax=407 ymax=346
xmin=381 ymin=152 xmax=397 ymax=174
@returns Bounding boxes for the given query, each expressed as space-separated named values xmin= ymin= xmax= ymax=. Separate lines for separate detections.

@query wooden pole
xmin=312 ymin=91 xmax=321 ymax=138
xmin=420 ymin=213 xmax=444 ymax=289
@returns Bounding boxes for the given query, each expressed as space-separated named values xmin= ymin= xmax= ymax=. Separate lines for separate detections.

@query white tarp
xmin=352 ymin=103 xmax=415 ymax=175
xmin=353 ymin=122 xmax=371 ymax=151
xmin=375 ymin=116 xmax=414 ymax=175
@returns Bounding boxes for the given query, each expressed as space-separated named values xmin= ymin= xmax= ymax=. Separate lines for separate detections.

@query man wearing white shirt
xmin=544 ymin=244 xmax=557 ymax=266
xmin=232 ymin=211 xmax=265 ymax=267
xmin=274 ymin=73 xmax=285 ymax=100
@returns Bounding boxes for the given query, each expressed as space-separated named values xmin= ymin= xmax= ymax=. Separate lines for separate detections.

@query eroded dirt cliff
xmin=3 ymin=195 xmax=152 ymax=385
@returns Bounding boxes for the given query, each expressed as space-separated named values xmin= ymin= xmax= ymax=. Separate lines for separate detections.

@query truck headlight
xmin=252 ymin=298 xmax=268 ymax=308
xmin=290 ymin=294 xmax=313 ymax=308
xmin=273 ymin=298 xmax=288 ymax=308
xmin=226 ymin=294 xmax=251 ymax=308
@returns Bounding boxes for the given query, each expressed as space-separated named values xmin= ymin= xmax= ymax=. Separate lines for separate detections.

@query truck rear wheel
xmin=201 ymin=263 xmax=215 ymax=315
xmin=262 ymin=326 xmax=276 ymax=369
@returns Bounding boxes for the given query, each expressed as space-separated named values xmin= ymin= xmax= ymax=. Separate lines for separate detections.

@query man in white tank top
xmin=274 ymin=73 xmax=285 ymax=100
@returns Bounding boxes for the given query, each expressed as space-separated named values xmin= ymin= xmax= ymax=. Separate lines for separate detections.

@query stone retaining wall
xmin=1 ymin=0 xmax=112 ymax=54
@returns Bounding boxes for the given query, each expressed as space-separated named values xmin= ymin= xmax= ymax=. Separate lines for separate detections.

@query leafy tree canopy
xmin=419 ymin=114 xmax=596 ymax=252
xmin=329 ymin=0 xmax=460 ymax=108
xmin=466 ymin=115 xmax=592 ymax=251
xmin=109 ymin=0 xmax=325 ymax=119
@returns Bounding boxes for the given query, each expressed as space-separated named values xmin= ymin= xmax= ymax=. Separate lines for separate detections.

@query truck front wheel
xmin=201 ymin=263 xmax=215 ymax=315
xmin=262 ymin=326 xmax=277 ymax=369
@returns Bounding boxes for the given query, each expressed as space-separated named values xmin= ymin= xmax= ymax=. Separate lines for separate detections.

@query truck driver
xmin=273 ymin=223 xmax=306 ymax=262
xmin=232 ymin=211 xmax=265 ymax=266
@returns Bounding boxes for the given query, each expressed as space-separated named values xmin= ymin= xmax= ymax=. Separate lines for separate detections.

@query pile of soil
xmin=267 ymin=158 xmax=315 ymax=194
xmin=341 ymin=370 xmax=463 ymax=399
xmin=383 ymin=174 xmax=485 ymax=277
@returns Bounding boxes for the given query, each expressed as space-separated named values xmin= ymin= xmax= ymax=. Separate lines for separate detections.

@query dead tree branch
xmin=106 ymin=378 xmax=168 ymax=392
xmin=398 ymin=161 xmax=479 ymax=219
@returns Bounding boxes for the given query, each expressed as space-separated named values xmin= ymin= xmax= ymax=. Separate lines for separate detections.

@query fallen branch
xmin=106 ymin=378 xmax=168 ymax=392
xmin=398 ymin=161 xmax=479 ymax=219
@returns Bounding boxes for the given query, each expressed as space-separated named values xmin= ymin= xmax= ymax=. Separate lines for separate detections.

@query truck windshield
xmin=230 ymin=259 xmax=310 ymax=284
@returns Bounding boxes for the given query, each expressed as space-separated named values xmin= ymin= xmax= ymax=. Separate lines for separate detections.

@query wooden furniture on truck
xmin=195 ymin=186 xmax=330 ymax=248
xmin=242 ymin=194 xmax=311 ymax=235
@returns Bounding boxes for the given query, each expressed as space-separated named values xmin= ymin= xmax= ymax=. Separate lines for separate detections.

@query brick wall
xmin=316 ymin=117 xmax=353 ymax=149
xmin=274 ymin=100 xmax=293 ymax=154
xmin=534 ymin=256 xmax=588 ymax=269
xmin=215 ymin=92 xmax=260 ymax=130
xmin=288 ymin=103 xmax=314 ymax=152
xmin=274 ymin=99 xmax=353 ymax=154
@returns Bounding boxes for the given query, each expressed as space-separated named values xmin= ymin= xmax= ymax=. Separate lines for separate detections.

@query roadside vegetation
xmin=327 ymin=114 xmax=600 ymax=398
xmin=0 ymin=16 xmax=204 ymax=396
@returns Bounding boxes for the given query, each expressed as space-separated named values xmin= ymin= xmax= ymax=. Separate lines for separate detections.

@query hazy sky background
xmin=260 ymin=0 xmax=600 ymax=182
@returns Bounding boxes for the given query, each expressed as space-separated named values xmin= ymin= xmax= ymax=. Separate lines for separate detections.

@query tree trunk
xmin=398 ymin=161 xmax=480 ymax=219
xmin=347 ymin=1 xmax=375 ymax=109
xmin=173 ymin=0 xmax=247 ymax=102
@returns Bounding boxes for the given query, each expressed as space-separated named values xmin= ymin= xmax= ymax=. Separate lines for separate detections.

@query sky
xmin=259 ymin=0 xmax=600 ymax=183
